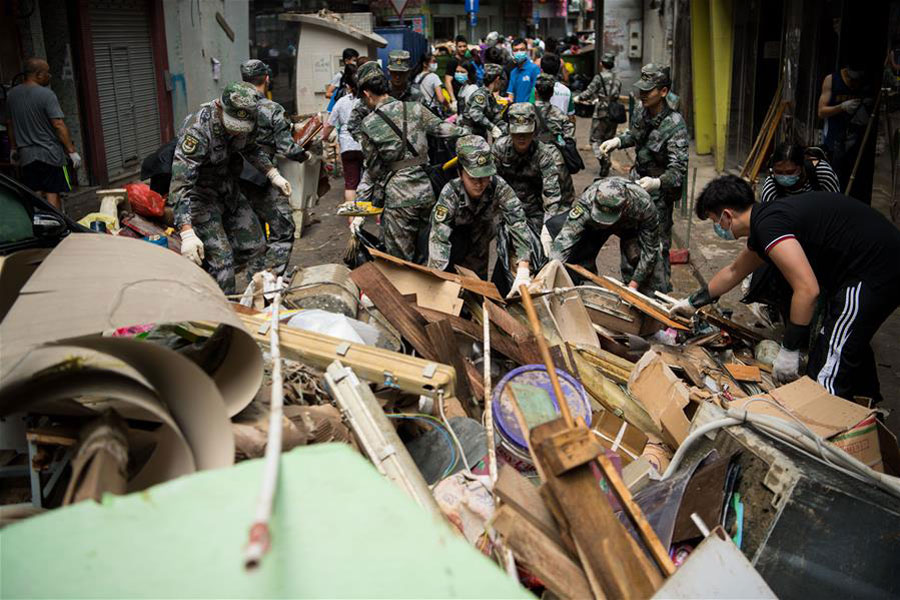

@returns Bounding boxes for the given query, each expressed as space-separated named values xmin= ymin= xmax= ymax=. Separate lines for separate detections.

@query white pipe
xmin=483 ymin=299 xmax=497 ymax=485
xmin=244 ymin=276 xmax=285 ymax=570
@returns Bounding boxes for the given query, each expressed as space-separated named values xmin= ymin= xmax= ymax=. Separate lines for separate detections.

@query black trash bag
xmin=343 ymin=226 xmax=385 ymax=270
xmin=493 ymin=220 xmax=547 ymax=297
xmin=141 ymin=139 xmax=176 ymax=196
xmin=741 ymin=263 xmax=790 ymax=324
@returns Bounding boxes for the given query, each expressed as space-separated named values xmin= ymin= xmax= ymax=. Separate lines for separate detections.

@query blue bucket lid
xmin=491 ymin=365 xmax=591 ymax=450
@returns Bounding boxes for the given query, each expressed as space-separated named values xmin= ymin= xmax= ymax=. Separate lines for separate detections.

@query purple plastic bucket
xmin=491 ymin=365 xmax=591 ymax=455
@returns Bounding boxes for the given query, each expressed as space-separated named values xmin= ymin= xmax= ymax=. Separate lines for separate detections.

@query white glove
xmin=772 ymin=347 xmax=801 ymax=385
xmin=266 ymin=168 xmax=292 ymax=196
xmin=598 ymin=137 xmax=620 ymax=155
xmin=840 ymin=98 xmax=861 ymax=113
xmin=180 ymin=228 xmax=205 ymax=266
xmin=491 ymin=125 xmax=503 ymax=139
xmin=68 ymin=152 xmax=82 ymax=169
xmin=450 ymin=100 xmax=458 ymax=113
xmin=349 ymin=216 xmax=364 ymax=233
xmin=506 ymin=264 xmax=532 ymax=299
xmin=540 ymin=224 xmax=553 ymax=256
xmin=669 ymin=297 xmax=697 ymax=318
xmin=637 ymin=176 xmax=661 ymax=193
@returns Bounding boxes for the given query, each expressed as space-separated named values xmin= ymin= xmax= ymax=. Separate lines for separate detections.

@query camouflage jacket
xmin=617 ymin=103 xmax=689 ymax=202
xmin=358 ymin=98 xmax=465 ymax=208
xmin=460 ymin=87 xmax=505 ymax=137
xmin=578 ymin=71 xmax=622 ymax=120
xmin=427 ymin=176 xmax=532 ymax=270
xmin=550 ymin=178 xmax=660 ymax=285
xmin=170 ymin=101 xmax=273 ymax=228
xmin=534 ymin=100 xmax=575 ymax=144
xmin=347 ymin=82 xmax=421 ymax=141
xmin=255 ymin=97 xmax=307 ymax=161
xmin=492 ymin=136 xmax=574 ymax=223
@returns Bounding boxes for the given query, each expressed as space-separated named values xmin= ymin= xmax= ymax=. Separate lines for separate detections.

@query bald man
xmin=7 ymin=58 xmax=80 ymax=210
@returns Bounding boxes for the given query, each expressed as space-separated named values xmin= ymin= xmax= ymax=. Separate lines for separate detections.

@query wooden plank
xmin=368 ymin=248 xmax=503 ymax=302
xmin=543 ymin=428 xmax=605 ymax=476
xmin=491 ymin=505 xmax=594 ymax=600
xmin=350 ymin=262 xmax=437 ymax=360
xmin=532 ymin=419 xmax=663 ymax=600
xmin=699 ymin=306 xmax=765 ymax=343
xmin=495 ymin=464 xmax=567 ymax=552
xmin=567 ymin=264 xmax=689 ymax=331
xmin=414 ymin=305 xmax=539 ymax=366
xmin=425 ymin=320 xmax=474 ymax=413
xmin=464 ymin=359 xmax=485 ymax=403
xmin=724 ymin=363 xmax=762 ymax=383
xmin=483 ymin=299 xmax=533 ymax=343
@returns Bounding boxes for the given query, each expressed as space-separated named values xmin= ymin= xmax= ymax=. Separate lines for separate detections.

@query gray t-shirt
xmin=7 ymin=83 xmax=66 ymax=167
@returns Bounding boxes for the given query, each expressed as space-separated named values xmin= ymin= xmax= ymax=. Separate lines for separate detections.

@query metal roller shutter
xmin=89 ymin=0 xmax=161 ymax=180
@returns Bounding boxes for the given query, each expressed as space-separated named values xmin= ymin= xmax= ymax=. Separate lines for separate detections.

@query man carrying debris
xmin=427 ymin=135 xmax=533 ymax=294
xmin=672 ymin=175 xmax=900 ymax=402
xmin=239 ymin=59 xmax=309 ymax=277
xmin=356 ymin=62 xmax=466 ymax=262
xmin=548 ymin=177 xmax=665 ymax=294
xmin=171 ymin=82 xmax=292 ymax=294
xmin=459 ymin=63 xmax=507 ymax=141
xmin=575 ymin=51 xmax=622 ymax=177
xmin=599 ymin=64 xmax=689 ymax=292
xmin=492 ymin=103 xmax=574 ymax=248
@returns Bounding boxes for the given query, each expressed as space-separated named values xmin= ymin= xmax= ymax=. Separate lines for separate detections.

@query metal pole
xmin=594 ymin=0 xmax=604 ymax=70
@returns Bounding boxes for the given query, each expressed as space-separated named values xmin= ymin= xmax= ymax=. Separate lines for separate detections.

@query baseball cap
xmin=219 ymin=82 xmax=258 ymax=133
xmin=633 ymin=63 xmax=671 ymax=91
xmin=457 ymin=135 xmax=496 ymax=177
xmin=240 ymin=59 xmax=270 ymax=80
xmin=388 ymin=50 xmax=411 ymax=72
xmin=507 ymin=103 xmax=536 ymax=134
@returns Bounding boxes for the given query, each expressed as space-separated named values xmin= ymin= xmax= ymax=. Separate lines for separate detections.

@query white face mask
xmin=429 ymin=63 xmax=438 ymax=72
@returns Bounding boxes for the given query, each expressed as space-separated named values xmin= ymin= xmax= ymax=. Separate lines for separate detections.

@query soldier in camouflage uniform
xmin=427 ymin=135 xmax=532 ymax=282
xmin=576 ymin=51 xmax=622 ymax=176
xmin=347 ymin=51 xmax=421 ymax=141
xmin=356 ymin=62 xmax=466 ymax=262
xmin=459 ymin=63 xmax=507 ymax=140
xmin=492 ymin=103 xmax=575 ymax=244
xmin=239 ymin=59 xmax=309 ymax=276
xmin=599 ymin=64 xmax=688 ymax=292
xmin=548 ymin=177 xmax=666 ymax=295
xmin=171 ymin=82 xmax=293 ymax=294
xmin=534 ymin=73 xmax=575 ymax=145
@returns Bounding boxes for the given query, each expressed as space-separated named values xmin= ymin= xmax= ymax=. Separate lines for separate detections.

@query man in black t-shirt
xmin=671 ymin=175 xmax=900 ymax=402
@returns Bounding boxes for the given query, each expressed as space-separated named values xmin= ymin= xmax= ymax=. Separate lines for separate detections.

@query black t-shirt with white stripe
xmin=747 ymin=192 xmax=900 ymax=294
xmin=759 ymin=160 xmax=840 ymax=204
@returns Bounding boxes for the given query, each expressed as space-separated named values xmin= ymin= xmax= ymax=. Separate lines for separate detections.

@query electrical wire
xmin=386 ymin=413 xmax=458 ymax=479
xmin=439 ymin=390 xmax=473 ymax=475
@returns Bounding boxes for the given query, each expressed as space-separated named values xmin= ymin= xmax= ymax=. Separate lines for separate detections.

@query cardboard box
xmin=731 ymin=377 xmax=898 ymax=473
xmin=591 ymin=409 xmax=648 ymax=465
xmin=627 ymin=349 xmax=695 ymax=447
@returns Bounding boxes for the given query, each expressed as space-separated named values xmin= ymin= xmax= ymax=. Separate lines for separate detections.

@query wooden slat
xmin=699 ymin=306 xmax=765 ymax=343
xmin=368 ymin=248 xmax=503 ymax=302
xmin=425 ymin=320 xmax=474 ymax=414
xmin=491 ymin=505 xmax=593 ymax=600
xmin=567 ymin=264 xmax=690 ymax=331
xmin=495 ymin=464 xmax=567 ymax=553
xmin=350 ymin=262 xmax=437 ymax=360
xmin=724 ymin=363 xmax=763 ymax=383
xmin=532 ymin=419 xmax=663 ymax=600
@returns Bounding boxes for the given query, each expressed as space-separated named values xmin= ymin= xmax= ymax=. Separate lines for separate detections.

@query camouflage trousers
xmin=382 ymin=201 xmax=434 ymax=263
xmin=619 ymin=236 xmax=667 ymax=295
xmin=193 ymin=195 xmax=266 ymax=294
xmin=243 ymin=182 xmax=296 ymax=277
xmin=653 ymin=195 xmax=674 ymax=293
xmin=590 ymin=118 xmax=618 ymax=177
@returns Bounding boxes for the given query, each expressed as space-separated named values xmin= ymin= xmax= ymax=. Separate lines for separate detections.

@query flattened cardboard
xmin=628 ymin=349 xmax=693 ymax=448
xmin=0 ymin=235 xmax=261 ymax=417
xmin=592 ymin=410 xmax=649 ymax=464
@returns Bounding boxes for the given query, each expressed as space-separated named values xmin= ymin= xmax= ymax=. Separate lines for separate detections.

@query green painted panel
xmin=2 ymin=444 xmax=530 ymax=599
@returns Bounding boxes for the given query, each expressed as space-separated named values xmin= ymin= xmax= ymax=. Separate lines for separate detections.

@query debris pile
xmin=2 ymin=234 xmax=900 ymax=598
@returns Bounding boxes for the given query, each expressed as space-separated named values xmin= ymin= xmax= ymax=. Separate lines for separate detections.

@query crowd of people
xmin=5 ymin=30 xmax=898 ymax=405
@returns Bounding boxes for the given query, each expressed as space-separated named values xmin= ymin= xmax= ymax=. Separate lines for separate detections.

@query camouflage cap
xmin=219 ymin=81 xmax=259 ymax=133
xmin=483 ymin=62 xmax=504 ymax=80
xmin=486 ymin=31 xmax=501 ymax=46
xmin=633 ymin=63 xmax=671 ymax=91
xmin=388 ymin=50 xmax=411 ymax=72
xmin=357 ymin=61 xmax=385 ymax=86
xmin=240 ymin=59 xmax=270 ymax=80
xmin=507 ymin=102 xmax=536 ymax=134
xmin=536 ymin=72 xmax=556 ymax=87
xmin=457 ymin=135 xmax=496 ymax=178
xmin=601 ymin=51 xmax=616 ymax=66
xmin=587 ymin=177 xmax=637 ymax=225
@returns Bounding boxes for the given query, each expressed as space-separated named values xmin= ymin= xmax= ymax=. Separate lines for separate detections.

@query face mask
xmin=429 ymin=63 xmax=438 ymax=72
xmin=454 ymin=73 xmax=468 ymax=84
xmin=514 ymin=51 xmax=528 ymax=63
xmin=774 ymin=174 xmax=800 ymax=187
xmin=713 ymin=223 xmax=735 ymax=240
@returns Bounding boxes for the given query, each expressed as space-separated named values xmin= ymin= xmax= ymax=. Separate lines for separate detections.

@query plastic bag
xmin=125 ymin=182 xmax=165 ymax=218
xmin=493 ymin=220 xmax=547 ymax=297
